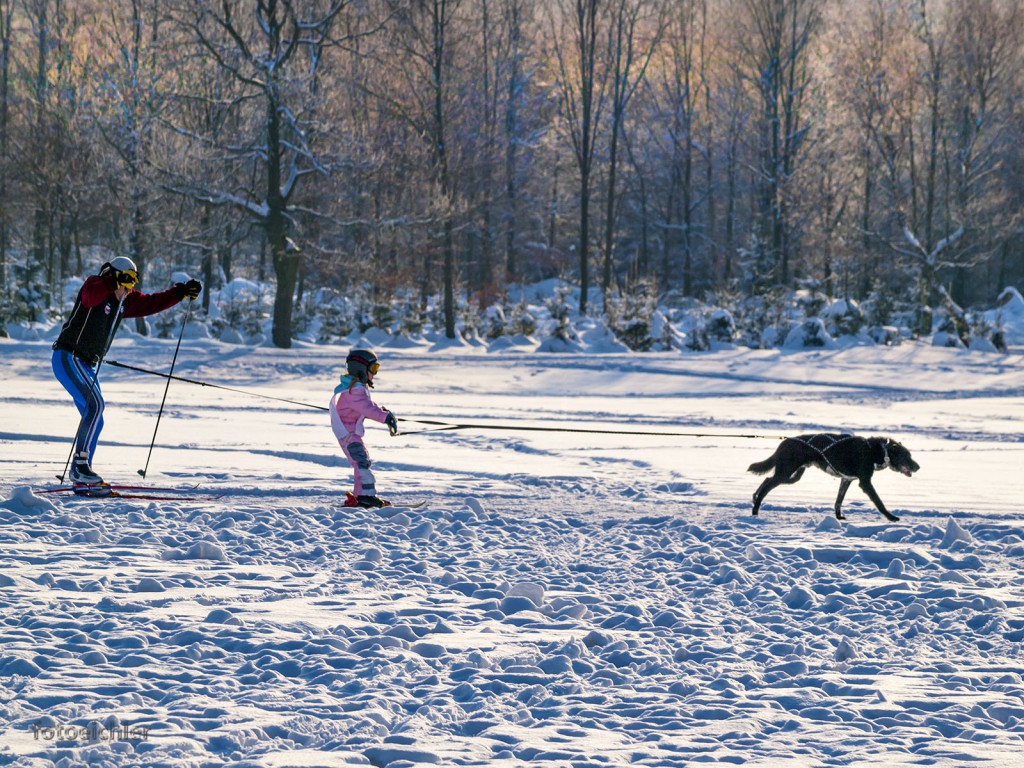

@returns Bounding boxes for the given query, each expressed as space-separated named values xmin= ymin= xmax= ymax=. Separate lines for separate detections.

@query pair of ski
xmin=39 ymin=483 xmax=222 ymax=501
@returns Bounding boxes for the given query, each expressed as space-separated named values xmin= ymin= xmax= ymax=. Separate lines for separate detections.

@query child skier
xmin=330 ymin=349 xmax=399 ymax=508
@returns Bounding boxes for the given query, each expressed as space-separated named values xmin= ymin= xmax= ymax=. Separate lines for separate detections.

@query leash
xmin=107 ymin=361 xmax=332 ymax=411
xmin=396 ymin=418 xmax=782 ymax=440
xmin=106 ymin=361 xmax=784 ymax=441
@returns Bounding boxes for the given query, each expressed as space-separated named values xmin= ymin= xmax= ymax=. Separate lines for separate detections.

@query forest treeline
xmin=0 ymin=0 xmax=1021 ymax=347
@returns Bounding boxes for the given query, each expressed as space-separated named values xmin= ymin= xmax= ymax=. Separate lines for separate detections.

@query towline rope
xmin=107 ymin=360 xmax=783 ymax=441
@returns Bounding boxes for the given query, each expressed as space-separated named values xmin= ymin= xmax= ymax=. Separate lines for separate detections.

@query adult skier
xmin=51 ymin=256 xmax=202 ymax=485
xmin=330 ymin=349 xmax=399 ymax=508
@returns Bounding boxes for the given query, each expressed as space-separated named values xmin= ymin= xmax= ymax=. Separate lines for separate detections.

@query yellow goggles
xmin=368 ymin=361 xmax=381 ymax=375
xmin=117 ymin=269 xmax=139 ymax=287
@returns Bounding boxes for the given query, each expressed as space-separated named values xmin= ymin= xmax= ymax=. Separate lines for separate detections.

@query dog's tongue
xmin=900 ymin=466 xmax=913 ymax=476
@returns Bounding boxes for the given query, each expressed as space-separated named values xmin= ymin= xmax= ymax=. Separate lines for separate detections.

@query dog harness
xmin=875 ymin=441 xmax=890 ymax=470
xmin=795 ymin=434 xmax=891 ymax=478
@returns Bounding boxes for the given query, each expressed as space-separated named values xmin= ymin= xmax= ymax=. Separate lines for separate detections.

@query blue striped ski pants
xmin=52 ymin=349 xmax=105 ymax=463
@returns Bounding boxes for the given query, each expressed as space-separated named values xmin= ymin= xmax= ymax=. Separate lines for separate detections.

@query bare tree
xmin=26 ymin=0 xmax=52 ymax=276
xmin=499 ymin=0 xmax=534 ymax=283
xmin=945 ymin=0 xmax=1022 ymax=302
xmin=380 ymin=0 xmax=467 ymax=338
xmin=734 ymin=0 xmax=821 ymax=287
xmin=21 ymin=0 xmax=93 ymax=297
xmin=92 ymin=0 xmax=166 ymax=332
xmin=834 ymin=0 xmax=890 ymax=297
xmin=857 ymin=0 xmax=1021 ymax=325
xmin=166 ymin=0 xmax=352 ymax=348
xmin=0 ymin=0 xmax=12 ymax=292
xmin=598 ymin=0 xmax=663 ymax=312
xmin=654 ymin=0 xmax=704 ymax=296
xmin=466 ymin=0 xmax=541 ymax=290
xmin=551 ymin=0 xmax=609 ymax=314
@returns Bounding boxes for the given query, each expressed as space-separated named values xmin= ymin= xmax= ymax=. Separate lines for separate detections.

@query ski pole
xmin=57 ymin=294 xmax=127 ymax=484
xmin=137 ymin=298 xmax=192 ymax=478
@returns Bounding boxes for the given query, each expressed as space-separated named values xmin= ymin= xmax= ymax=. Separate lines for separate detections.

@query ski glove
xmin=384 ymin=410 xmax=399 ymax=436
xmin=178 ymin=279 xmax=202 ymax=300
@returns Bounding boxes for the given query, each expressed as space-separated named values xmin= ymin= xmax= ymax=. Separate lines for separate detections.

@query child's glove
xmin=384 ymin=410 xmax=399 ymax=436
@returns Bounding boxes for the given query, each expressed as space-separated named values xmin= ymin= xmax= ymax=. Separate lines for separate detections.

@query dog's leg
xmin=833 ymin=478 xmax=852 ymax=520
xmin=752 ymin=476 xmax=782 ymax=516
xmin=858 ymin=479 xmax=900 ymax=522
xmin=752 ymin=467 xmax=806 ymax=516
xmin=784 ymin=467 xmax=806 ymax=485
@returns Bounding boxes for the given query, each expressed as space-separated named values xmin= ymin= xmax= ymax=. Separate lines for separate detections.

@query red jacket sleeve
xmin=122 ymin=284 xmax=185 ymax=318
xmin=79 ymin=273 xmax=117 ymax=308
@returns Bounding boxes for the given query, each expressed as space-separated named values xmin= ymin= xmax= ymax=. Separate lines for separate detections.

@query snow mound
xmin=1 ymin=486 xmax=58 ymax=513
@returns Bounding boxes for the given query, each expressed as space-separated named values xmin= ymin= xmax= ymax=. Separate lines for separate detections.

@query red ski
xmin=38 ymin=483 xmax=199 ymax=494
xmin=37 ymin=483 xmax=221 ymax=501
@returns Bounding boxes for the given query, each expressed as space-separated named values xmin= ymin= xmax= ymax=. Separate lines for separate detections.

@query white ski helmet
xmin=105 ymin=256 xmax=138 ymax=274
xmin=107 ymin=256 xmax=136 ymax=274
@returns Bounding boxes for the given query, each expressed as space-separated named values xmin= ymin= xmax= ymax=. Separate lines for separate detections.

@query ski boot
xmin=344 ymin=492 xmax=392 ymax=508
xmin=69 ymin=453 xmax=111 ymax=496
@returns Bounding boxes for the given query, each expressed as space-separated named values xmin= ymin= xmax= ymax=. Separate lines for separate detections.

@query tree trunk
xmin=267 ymin=84 xmax=294 ymax=348
xmin=579 ymin=167 xmax=590 ymax=314
xmin=131 ymin=187 xmax=148 ymax=335
xmin=0 ymin=0 xmax=10 ymax=292
xmin=269 ymin=216 xmax=296 ymax=349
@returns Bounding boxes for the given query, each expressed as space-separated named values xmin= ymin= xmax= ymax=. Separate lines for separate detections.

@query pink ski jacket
xmin=330 ymin=375 xmax=389 ymax=441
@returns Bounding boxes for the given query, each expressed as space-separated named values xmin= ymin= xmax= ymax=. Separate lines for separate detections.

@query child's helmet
xmin=346 ymin=349 xmax=380 ymax=383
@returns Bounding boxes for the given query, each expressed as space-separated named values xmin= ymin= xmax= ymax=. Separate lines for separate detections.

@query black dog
xmin=748 ymin=433 xmax=919 ymax=521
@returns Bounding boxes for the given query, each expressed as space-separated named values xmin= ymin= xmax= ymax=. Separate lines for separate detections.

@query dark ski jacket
xmin=53 ymin=272 xmax=187 ymax=364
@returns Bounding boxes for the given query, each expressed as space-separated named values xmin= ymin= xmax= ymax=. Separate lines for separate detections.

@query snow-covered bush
xmin=733 ymin=289 xmax=801 ymax=349
xmin=213 ymin=279 xmax=269 ymax=340
xmin=306 ymin=288 xmax=354 ymax=342
xmin=7 ymin=260 xmax=50 ymax=324
xmin=868 ymin=326 xmax=901 ymax=346
xmin=608 ymin=282 xmax=658 ymax=352
xmin=484 ymin=304 xmax=507 ymax=339
xmin=399 ymin=302 xmax=426 ymax=336
xmin=931 ymin=330 xmax=964 ymax=348
xmin=684 ymin=307 xmax=735 ymax=352
xmin=784 ymin=318 xmax=836 ymax=349
xmin=509 ymin=299 xmax=537 ymax=337
xmin=707 ymin=308 xmax=736 ymax=344
xmin=650 ymin=310 xmax=685 ymax=351
xmin=822 ymin=298 xmax=864 ymax=337
xmin=458 ymin=299 xmax=483 ymax=340
xmin=370 ymin=302 xmax=395 ymax=333
xmin=796 ymin=284 xmax=829 ymax=319
xmin=539 ymin=285 xmax=581 ymax=351
xmin=984 ymin=287 xmax=1024 ymax=349
xmin=861 ymin=285 xmax=894 ymax=328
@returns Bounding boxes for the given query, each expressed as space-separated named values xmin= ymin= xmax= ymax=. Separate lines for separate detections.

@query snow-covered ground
xmin=2 ymin=331 xmax=1024 ymax=767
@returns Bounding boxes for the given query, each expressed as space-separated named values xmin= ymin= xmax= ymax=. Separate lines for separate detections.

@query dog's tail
xmin=747 ymin=455 xmax=776 ymax=475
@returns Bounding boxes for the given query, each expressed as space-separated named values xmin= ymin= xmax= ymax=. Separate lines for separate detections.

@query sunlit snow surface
xmin=2 ymin=332 xmax=1024 ymax=767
